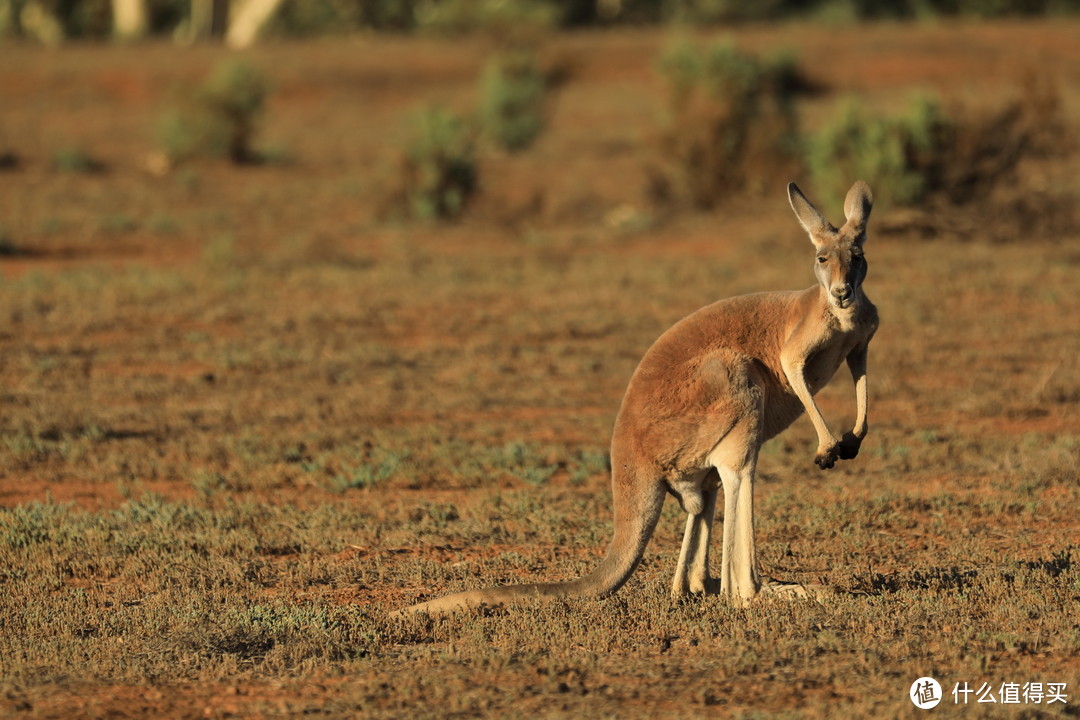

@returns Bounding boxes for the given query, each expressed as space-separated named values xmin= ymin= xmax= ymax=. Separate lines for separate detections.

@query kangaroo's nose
xmin=832 ymin=285 xmax=852 ymax=300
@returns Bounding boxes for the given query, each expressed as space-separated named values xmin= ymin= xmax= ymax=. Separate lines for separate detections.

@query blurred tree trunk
xmin=19 ymin=1 xmax=64 ymax=45
xmin=0 ymin=0 xmax=18 ymax=38
xmin=225 ymin=0 xmax=284 ymax=49
xmin=111 ymin=0 xmax=148 ymax=39
xmin=187 ymin=0 xmax=228 ymax=41
xmin=598 ymin=0 xmax=623 ymax=20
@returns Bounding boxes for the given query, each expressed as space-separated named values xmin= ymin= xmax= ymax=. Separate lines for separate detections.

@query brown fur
xmin=394 ymin=181 xmax=878 ymax=615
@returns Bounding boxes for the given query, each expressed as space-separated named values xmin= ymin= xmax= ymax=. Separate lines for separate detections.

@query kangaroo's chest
xmin=803 ymin=321 xmax=876 ymax=395
xmin=801 ymin=304 xmax=876 ymax=394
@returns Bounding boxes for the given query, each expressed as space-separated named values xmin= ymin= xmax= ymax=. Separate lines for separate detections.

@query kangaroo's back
xmin=611 ymin=289 xmax=814 ymax=473
xmin=620 ymin=289 xmax=807 ymax=407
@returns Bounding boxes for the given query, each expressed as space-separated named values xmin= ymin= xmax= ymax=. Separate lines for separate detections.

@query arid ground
xmin=1 ymin=20 xmax=1078 ymax=718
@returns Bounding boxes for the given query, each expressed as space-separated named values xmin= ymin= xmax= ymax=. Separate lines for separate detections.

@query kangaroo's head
xmin=787 ymin=180 xmax=873 ymax=311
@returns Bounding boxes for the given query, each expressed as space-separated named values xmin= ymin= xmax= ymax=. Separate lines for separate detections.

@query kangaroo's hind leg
xmin=686 ymin=471 xmax=720 ymax=594
xmin=707 ymin=368 xmax=767 ymax=606
xmin=668 ymin=470 xmax=708 ymax=597
xmin=714 ymin=451 xmax=761 ymax=607
xmin=671 ymin=471 xmax=720 ymax=598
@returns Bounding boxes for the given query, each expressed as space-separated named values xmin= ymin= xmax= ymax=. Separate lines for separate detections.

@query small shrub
xmin=666 ymin=0 xmax=789 ymax=23
xmin=52 ymin=147 xmax=105 ymax=173
xmin=653 ymin=40 xmax=802 ymax=209
xmin=327 ymin=448 xmax=408 ymax=492
xmin=265 ymin=1 xmax=365 ymax=37
xmin=98 ymin=213 xmax=138 ymax=234
xmin=416 ymin=0 xmax=556 ymax=44
xmin=0 ymin=224 xmax=16 ymax=255
xmin=806 ymin=95 xmax=949 ymax=209
xmin=0 ymin=150 xmax=20 ymax=170
xmin=480 ymin=50 xmax=547 ymax=152
xmin=934 ymin=76 xmax=1063 ymax=204
xmin=160 ymin=59 xmax=269 ymax=164
xmin=395 ymin=106 xmax=477 ymax=221
xmin=267 ymin=0 xmax=419 ymax=34
xmin=807 ymin=78 xmax=1063 ymax=210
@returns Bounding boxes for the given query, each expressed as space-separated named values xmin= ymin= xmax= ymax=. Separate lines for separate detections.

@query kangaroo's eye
xmin=817 ymin=256 xmax=827 ymax=264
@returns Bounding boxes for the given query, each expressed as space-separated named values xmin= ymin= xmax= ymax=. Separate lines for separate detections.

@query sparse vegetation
xmin=808 ymin=79 xmax=1064 ymax=210
xmin=653 ymin=40 xmax=802 ymax=208
xmin=0 ymin=224 xmax=15 ymax=255
xmin=5 ymin=0 xmax=1080 ymax=44
xmin=51 ymin=147 xmax=104 ymax=174
xmin=480 ymin=49 xmax=548 ymax=152
xmin=159 ymin=59 xmax=269 ymax=164
xmin=415 ymin=0 xmax=556 ymax=42
xmin=807 ymin=95 xmax=949 ymax=209
xmin=394 ymin=105 xmax=477 ymax=220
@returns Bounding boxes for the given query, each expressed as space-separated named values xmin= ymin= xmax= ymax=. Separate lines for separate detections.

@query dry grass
xmin=0 ymin=20 xmax=1078 ymax=719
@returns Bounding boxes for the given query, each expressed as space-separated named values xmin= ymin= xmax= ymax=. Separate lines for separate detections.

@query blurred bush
xmin=807 ymin=97 xmax=948 ymax=209
xmin=0 ymin=0 xmax=186 ymax=40
xmin=262 ymin=0 xmax=1080 ymax=32
xmin=479 ymin=49 xmax=548 ymax=152
xmin=416 ymin=0 xmax=556 ymax=47
xmin=808 ymin=79 xmax=1063 ymax=209
xmin=159 ymin=59 xmax=269 ymax=164
xmin=52 ymin=0 xmax=112 ymax=38
xmin=0 ymin=225 xmax=15 ymax=255
xmin=5 ymin=0 xmax=1080 ymax=45
xmin=266 ymin=0 xmax=419 ymax=35
xmin=393 ymin=106 xmax=478 ymax=221
xmin=652 ymin=40 xmax=803 ymax=208
xmin=664 ymin=0 xmax=791 ymax=23
xmin=416 ymin=0 xmax=555 ymax=33
xmin=52 ymin=147 xmax=106 ymax=174
xmin=810 ymin=0 xmax=1080 ymax=20
xmin=932 ymin=77 xmax=1063 ymax=204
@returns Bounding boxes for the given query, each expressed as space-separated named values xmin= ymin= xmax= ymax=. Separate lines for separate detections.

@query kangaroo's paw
xmin=837 ymin=432 xmax=863 ymax=460
xmin=814 ymin=444 xmax=840 ymax=469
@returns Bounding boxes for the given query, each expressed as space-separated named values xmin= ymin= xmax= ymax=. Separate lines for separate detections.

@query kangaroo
xmin=396 ymin=181 xmax=877 ymax=614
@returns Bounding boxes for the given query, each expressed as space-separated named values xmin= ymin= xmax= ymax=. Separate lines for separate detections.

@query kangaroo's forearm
xmin=852 ymin=374 xmax=868 ymax=438
xmin=847 ymin=345 xmax=869 ymax=439
xmin=782 ymin=359 xmax=836 ymax=448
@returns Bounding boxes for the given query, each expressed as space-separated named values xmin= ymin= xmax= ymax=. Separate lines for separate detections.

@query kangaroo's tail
xmin=392 ymin=468 xmax=665 ymax=616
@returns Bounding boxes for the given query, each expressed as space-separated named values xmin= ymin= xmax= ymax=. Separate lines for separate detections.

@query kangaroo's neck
xmin=811 ymin=284 xmax=870 ymax=334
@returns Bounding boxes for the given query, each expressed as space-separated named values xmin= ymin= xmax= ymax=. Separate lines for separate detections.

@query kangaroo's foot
xmin=689 ymin=574 xmax=720 ymax=595
xmin=671 ymin=574 xmax=720 ymax=599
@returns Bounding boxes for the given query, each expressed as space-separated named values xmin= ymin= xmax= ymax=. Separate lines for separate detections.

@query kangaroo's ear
xmin=787 ymin=182 xmax=833 ymax=245
xmin=843 ymin=180 xmax=873 ymax=237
